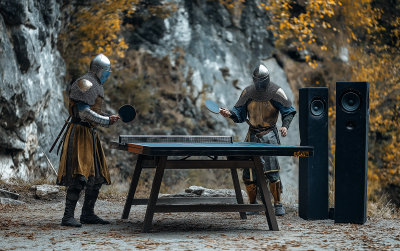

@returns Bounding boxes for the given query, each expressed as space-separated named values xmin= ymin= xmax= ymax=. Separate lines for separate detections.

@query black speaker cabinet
xmin=299 ymin=87 xmax=329 ymax=220
xmin=335 ymin=81 xmax=369 ymax=224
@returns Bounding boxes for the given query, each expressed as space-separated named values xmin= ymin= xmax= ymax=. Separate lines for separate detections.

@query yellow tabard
xmin=247 ymin=100 xmax=279 ymax=128
xmin=58 ymin=96 xmax=110 ymax=186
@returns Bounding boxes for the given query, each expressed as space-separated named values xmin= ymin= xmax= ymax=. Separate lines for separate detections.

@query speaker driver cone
xmin=341 ymin=92 xmax=361 ymax=112
xmin=310 ymin=99 xmax=325 ymax=116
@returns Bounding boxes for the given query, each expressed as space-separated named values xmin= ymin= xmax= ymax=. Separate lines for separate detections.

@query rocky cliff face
xmin=0 ymin=0 xmax=300 ymax=190
xmin=118 ymin=0 xmax=300 ymax=188
xmin=0 ymin=0 xmax=68 ymax=180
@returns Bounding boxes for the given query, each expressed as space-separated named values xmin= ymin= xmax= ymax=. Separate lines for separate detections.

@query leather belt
xmin=249 ymin=124 xmax=276 ymax=138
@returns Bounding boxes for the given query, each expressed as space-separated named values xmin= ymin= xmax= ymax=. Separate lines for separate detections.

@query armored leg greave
xmin=245 ymin=183 xmax=258 ymax=204
xmin=269 ymin=180 xmax=285 ymax=216
xmin=61 ymin=188 xmax=82 ymax=227
xmin=269 ymin=180 xmax=282 ymax=205
xmin=80 ymin=184 xmax=109 ymax=224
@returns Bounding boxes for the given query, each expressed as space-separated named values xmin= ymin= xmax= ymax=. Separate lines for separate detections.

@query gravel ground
xmin=1 ymin=199 xmax=400 ymax=251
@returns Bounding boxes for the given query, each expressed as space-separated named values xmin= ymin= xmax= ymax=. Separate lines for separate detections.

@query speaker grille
xmin=310 ymin=99 xmax=325 ymax=116
xmin=341 ymin=91 xmax=361 ymax=112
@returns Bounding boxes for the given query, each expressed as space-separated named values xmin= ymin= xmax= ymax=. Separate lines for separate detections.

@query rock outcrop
xmin=30 ymin=184 xmax=60 ymax=199
xmin=0 ymin=0 xmax=301 ymax=191
xmin=0 ymin=0 xmax=68 ymax=180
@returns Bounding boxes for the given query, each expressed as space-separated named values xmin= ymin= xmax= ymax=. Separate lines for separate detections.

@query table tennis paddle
xmin=118 ymin=104 xmax=137 ymax=123
xmin=205 ymin=100 xmax=221 ymax=114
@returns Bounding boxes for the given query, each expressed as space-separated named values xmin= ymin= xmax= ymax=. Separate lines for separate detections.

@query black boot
xmin=61 ymin=188 xmax=82 ymax=227
xmin=80 ymin=185 xmax=109 ymax=224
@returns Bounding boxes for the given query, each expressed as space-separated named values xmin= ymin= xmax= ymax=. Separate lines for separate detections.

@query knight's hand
xmin=109 ymin=115 xmax=120 ymax=125
xmin=279 ymin=127 xmax=288 ymax=137
xmin=220 ymin=108 xmax=231 ymax=118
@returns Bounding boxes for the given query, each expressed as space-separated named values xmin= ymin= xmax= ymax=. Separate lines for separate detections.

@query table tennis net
xmin=119 ymin=135 xmax=233 ymax=144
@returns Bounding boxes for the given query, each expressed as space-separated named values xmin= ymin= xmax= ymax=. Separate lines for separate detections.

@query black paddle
xmin=118 ymin=104 xmax=137 ymax=123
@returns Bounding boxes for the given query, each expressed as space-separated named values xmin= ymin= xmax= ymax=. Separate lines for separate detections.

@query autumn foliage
xmin=58 ymin=0 xmax=176 ymax=81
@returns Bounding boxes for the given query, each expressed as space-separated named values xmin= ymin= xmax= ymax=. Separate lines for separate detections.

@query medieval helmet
xmin=252 ymin=64 xmax=270 ymax=92
xmin=90 ymin=54 xmax=111 ymax=84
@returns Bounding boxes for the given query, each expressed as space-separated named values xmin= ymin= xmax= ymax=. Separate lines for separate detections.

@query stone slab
xmin=31 ymin=184 xmax=60 ymax=199
xmin=0 ymin=188 xmax=19 ymax=200
xmin=0 ymin=197 xmax=25 ymax=205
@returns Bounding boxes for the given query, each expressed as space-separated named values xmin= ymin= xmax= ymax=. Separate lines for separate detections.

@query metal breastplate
xmin=90 ymin=96 xmax=103 ymax=115
xmin=247 ymin=100 xmax=279 ymax=128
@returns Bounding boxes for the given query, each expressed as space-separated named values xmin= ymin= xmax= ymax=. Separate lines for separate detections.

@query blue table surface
xmin=126 ymin=142 xmax=304 ymax=148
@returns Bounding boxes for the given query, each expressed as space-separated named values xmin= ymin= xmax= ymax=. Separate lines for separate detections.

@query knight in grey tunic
xmin=220 ymin=64 xmax=296 ymax=216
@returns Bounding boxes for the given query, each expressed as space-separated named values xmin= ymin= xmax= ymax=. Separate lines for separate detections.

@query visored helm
xmin=252 ymin=64 xmax=270 ymax=92
xmin=90 ymin=54 xmax=111 ymax=84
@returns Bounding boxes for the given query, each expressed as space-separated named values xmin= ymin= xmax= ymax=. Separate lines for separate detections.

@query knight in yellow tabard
xmin=57 ymin=54 xmax=120 ymax=227
xmin=220 ymin=64 xmax=296 ymax=216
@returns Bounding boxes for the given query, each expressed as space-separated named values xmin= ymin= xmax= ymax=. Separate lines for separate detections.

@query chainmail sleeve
xmin=282 ymin=113 xmax=295 ymax=129
xmin=79 ymin=108 xmax=110 ymax=128
xmin=100 ymin=111 xmax=112 ymax=117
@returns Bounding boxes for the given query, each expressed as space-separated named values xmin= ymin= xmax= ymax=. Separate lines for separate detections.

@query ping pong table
xmin=109 ymin=135 xmax=313 ymax=233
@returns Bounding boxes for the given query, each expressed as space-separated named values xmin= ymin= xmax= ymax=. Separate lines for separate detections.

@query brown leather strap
xmin=250 ymin=124 xmax=276 ymax=138
xmin=249 ymin=124 xmax=276 ymax=132
xmin=255 ymin=129 xmax=274 ymax=138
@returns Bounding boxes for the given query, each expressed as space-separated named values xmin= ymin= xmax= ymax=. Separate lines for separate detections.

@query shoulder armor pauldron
xmin=276 ymin=88 xmax=288 ymax=100
xmin=77 ymin=79 xmax=93 ymax=92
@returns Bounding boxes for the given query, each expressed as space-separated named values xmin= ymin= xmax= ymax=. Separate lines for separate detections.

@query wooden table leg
xmin=230 ymin=168 xmax=247 ymax=219
xmin=142 ymin=156 xmax=167 ymax=233
xmin=122 ymin=154 xmax=144 ymax=219
xmin=253 ymin=156 xmax=279 ymax=231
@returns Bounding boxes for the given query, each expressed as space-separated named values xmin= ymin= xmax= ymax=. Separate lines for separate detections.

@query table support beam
xmin=142 ymin=156 xmax=167 ymax=233
xmin=253 ymin=155 xmax=279 ymax=231
xmin=155 ymin=204 xmax=265 ymax=212
xmin=141 ymin=160 xmax=255 ymax=169
xmin=131 ymin=197 xmax=238 ymax=205
xmin=122 ymin=154 xmax=144 ymax=219
xmin=230 ymin=168 xmax=247 ymax=219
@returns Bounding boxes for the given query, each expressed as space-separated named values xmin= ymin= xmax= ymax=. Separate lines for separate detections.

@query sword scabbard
xmin=49 ymin=116 xmax=71 ymax=153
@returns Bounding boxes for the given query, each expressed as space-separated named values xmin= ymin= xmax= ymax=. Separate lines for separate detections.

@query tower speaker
xmin=299 ymin=87 xmax=329 ymax=220
xmin=335 ymin=81 xmax=369 ymax=224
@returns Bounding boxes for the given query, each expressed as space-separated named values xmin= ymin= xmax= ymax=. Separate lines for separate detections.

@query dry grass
xmin=368 ymin=194 xmax=400 ymax=219
xmin=281 ymin=184 xmax=298 ymax=205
